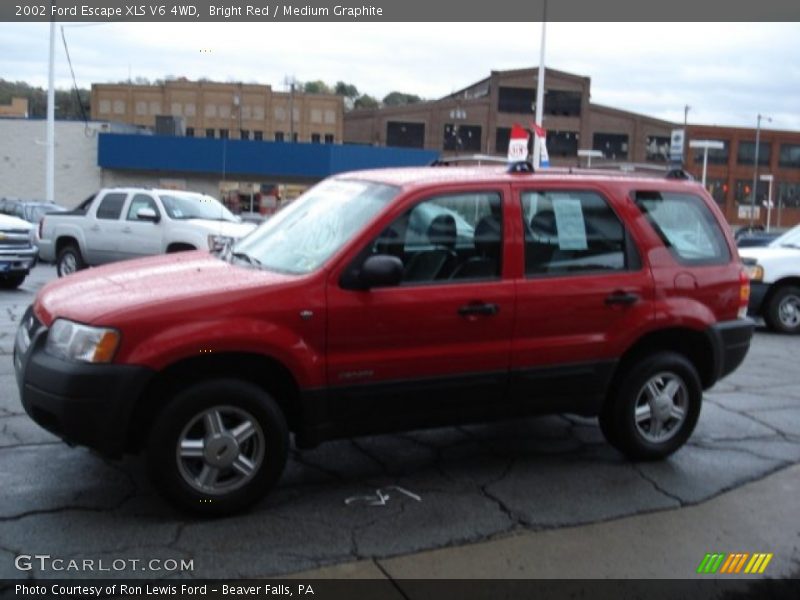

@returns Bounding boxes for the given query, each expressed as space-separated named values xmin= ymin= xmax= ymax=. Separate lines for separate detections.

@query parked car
xmin=36 ymin=188 xmax=257 ymax=276
xmin=0 ymin=213 xmax=37 ymax=289
xmin=740 ymin=224 xmax=800 ymax=333
xmin=15 ymin=166 xmax=753 ymax=515
xmin=734 ymin=225 xmax=783 ymax=248
xmin=0 ymin=198 xmax=68 ymax=224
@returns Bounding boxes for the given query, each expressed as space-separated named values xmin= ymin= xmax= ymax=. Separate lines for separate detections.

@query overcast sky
xmin=2 ymin=21 xmax=799 ymax=130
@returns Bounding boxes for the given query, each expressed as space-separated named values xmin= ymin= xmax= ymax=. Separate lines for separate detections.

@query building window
xmin=646 ymin=136 xmax=671 ymax=162
xmin=170 ymin=102 xmax=182 ymax=116
xmin=735 ymin=179 xmax=769 ymax=204
xmin=185 ymin=103 xmax=196 ymax=117
xmin=310 ymin=109 xmax=323 ymax=124
xmin=498 ymin=86 xmax=535 ymax=113
xmin=693 ymin=140 xmax=729 ymax=165
xmin=149 ymin=101 xmax=161 ymax=115
xmin=593 ymin=133 xmax=629 ymax=160
xmin=186 ymin=127 xmax=194 ymax=137
xmin=779 ymin=144 xmax=800 ymax=169
xmin=205 ymin=104 xmax=217 ymax=118
xmin=253 ymin=106 xmax=264 ymax=119
xmin=274 ymin=131 xmax=284 ymax=142
xmin=206 ymin=128 xmax=215 ymax=139
xmin=240 ymin=129 xmax=249 ymax=140
xmin=135 ymin=101 xmax=147 ymax=116
xmin=443 ymin=124 xmax=482 ymax=152
xmin=219 ymin=129 xmax=229 ymax=139
xmin=113 ymin=100 xmax=125 ymax=115
xmin=98 ymin=99 xmax=111 ymax=114
xmin=544 ymin=90 xmax=581 ymax=116
xmin=254 ymin=131 xmax=263 ymax=141
xmin=292 ymin=108 xmax=300 ymax=123
xmin=274 ymin=107 xmax=286 ymax=122
xmin=778 ymin=182 xmax=800 ymax=209
xmin=324 ymin=134 xmax=334 ymax=144
xmin=292 ymin=132 xmax=298 ymax=142
xmin=311 ymin=133 xmax=321 ymax=143
xmin=387 ymin=121 xmax=425 ymax=148
xmin=704 ymin=178 xmax=728 ymax=205
xmin=737 ymin=141 xmax=770 ymax=166
xmin=546 ymin=130 xmax=579 ymax=157
xmin=324 ymin=109 xmax=336 ymax=124
xmin=219 ymin=105 xmax=231 ymax=119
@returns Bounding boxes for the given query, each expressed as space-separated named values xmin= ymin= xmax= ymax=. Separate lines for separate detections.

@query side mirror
xmin=359 ymin=254 xmax=403 ymax=288
xmin=137 ymin=207 xmax=160 ymax=223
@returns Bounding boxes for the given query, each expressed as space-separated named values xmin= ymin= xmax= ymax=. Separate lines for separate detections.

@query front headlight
xmin=208 ymin=234 xmax=234 ymax=251
xmin=745 ymin=264 xmax=764 ymax=282
xmin=45 ymin=319 xmax=120 ymax=363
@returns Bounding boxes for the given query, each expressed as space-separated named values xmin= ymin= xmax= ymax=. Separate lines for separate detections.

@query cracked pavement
xmin=1 ymin=266 xmax=799 ymax=580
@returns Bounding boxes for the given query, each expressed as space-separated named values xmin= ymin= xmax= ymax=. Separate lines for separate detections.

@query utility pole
xmin=532 ymin=0 xmax=547 ymax=168
xmin=46 ymin=4 xmax=56 ymax=202
xmin=750 ymin=114 xmax=771 ymax=228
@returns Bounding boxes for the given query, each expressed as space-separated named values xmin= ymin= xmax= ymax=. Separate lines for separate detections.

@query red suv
xmin=14 ymin=165 xmax=753 ymax=514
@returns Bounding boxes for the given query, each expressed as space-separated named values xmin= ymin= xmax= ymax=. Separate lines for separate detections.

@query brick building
xmin=90 ymin=79 xmax=344 ymax=144
xmin=0 ymin=97 xmax=29 ymax=118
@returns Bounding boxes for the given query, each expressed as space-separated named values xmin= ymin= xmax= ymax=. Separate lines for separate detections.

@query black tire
xmin=764 ymin=285 xmax=800 ymax=334
xmin=56 ymin=244 xmax=86 ymax=277
xmin=601 ymin=352 xmax=702 ymax=461
xmin=0 ymin=274 xmax=25 ymax=289
xmin=146 ymin=379 xmax=289 ymax=516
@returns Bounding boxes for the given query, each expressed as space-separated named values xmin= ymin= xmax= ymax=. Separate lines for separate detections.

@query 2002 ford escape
xmin=14 ymin=165 xmax=754 ymax=515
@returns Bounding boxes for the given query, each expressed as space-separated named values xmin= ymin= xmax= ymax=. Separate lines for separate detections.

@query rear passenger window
xmin=634 ymin=191 xmax=730 ymax=264
xmin=95 ymin=193 xmax=127 ymax=220
xmin=522 ymin=190 xmax=632 ymax=276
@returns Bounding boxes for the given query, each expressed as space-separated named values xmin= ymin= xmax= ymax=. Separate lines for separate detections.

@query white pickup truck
xmin=38 ymin=187 xmax=257 ymax=277
xmin=740 ymin=224 xmax=800 ymax=334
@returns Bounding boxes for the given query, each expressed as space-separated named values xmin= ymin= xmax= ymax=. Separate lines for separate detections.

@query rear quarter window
xmin=634 ymin=191 xmax=730 ymax=265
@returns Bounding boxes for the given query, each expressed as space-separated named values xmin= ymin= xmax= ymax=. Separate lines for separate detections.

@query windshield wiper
xmin=229 ymin=250 xmax=263 ymax=268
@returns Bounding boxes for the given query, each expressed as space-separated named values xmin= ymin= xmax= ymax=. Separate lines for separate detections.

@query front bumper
xmin=14 ymin=307 xmax=153 ymax=458
xmin=706 ymin=318 xmax=755 ymax=386
xmin=0 ymin=248 xmax=37 ymax=275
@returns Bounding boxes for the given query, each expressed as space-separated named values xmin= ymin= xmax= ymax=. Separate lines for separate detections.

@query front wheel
xmin=56 ymin=244 xmax=86 ymax=277
xmin=764 ymin=285 xmax=800 ymax=334
xmin=601 ymin=352 xmax=702 ymax=461
xmin=146 ymin=379 xmax=289 ymax=516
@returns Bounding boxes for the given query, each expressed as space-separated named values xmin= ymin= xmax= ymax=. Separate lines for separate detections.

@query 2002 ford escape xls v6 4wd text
xmin=15 ymin=165 xmax=754 ymax=515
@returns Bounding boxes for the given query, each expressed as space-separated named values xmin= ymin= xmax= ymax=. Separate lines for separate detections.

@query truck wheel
xmin=0 ymin=274 xmax=25 ymax=289
xmin=56 ymin=245 xmax=86 ymax=277
xmin=602 ymin=352 xmax=702 ymax=461
xmin=146 ymin=379 xmax=288 ymax=516
xmin=764 ymin=285 xmax=800 ymax=334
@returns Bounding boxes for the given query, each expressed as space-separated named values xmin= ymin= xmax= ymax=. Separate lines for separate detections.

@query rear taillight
xmin=738 ymin=268 xmax=750 ymax=319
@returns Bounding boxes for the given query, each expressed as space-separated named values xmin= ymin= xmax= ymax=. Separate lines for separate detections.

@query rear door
xmin=325 ymin=185 xmax=515 ymax=430
xmin=511 ymin=185 xmax=654 ymax=412
xmin=85 ymin=192 xmax=129 ymax=264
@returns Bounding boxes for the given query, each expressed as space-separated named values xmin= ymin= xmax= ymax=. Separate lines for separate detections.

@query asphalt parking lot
xmin=1 ymin=265 xmax=800 ymax=580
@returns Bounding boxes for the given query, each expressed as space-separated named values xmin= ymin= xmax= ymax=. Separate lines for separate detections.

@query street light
xmin=689 ymin=140 xmax=724 ymax=187
xmin=760 ymin=174 xmax=774 ymax=232
xmin=749 ymin=113 xmax=772 ymax=228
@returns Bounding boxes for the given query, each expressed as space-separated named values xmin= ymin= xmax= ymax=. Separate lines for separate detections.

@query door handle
xmin=89 ymin=225 xmax=100 ymax=232
xmin=122 ymin=227 xmax=132 ymax=233
xmin=458 ymin=302 xmax=499 ymax=317
xmin=605 ymin=291 xmax=640 ymax=306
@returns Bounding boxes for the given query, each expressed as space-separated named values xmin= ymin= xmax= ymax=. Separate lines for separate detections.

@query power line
xmin=59 ymin=25 xmax=90 ymax=129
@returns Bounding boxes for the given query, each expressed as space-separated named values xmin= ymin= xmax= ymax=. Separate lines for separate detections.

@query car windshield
xmin=770 ymin=224 xmax=800 ymax=248
xmin=159 ymin=192 xmax=238 ymax=222
xmin=231 ymin=179 xmax=398 ymax=274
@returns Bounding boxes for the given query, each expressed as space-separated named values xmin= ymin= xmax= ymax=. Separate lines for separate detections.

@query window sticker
xmin=552 ymin=196 xmax=588 ymax=250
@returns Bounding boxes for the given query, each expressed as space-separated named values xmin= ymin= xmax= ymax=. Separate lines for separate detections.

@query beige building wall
xmin=0 ymin=97 xmax=29 ymax=118
xmin=91 ymin=80 xmax=344 ymax=143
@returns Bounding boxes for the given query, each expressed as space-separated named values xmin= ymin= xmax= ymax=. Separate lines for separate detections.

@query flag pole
xmin=532 ymin=0 xmax=547 ymax=168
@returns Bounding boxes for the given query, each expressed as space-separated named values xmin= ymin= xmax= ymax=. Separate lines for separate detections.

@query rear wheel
xmin=56 ymin=244 xmax=85 ymax=277
xmin=146 ymin=379 xmax=288 ymax=516
xmin=764 ymin=285 xmax=800 ymax=334
xmin=601 ymin=352 xmax=702 ymax=460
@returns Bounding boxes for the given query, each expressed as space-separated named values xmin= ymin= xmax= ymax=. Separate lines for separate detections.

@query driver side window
xmin=365 ymin=191 xmax=503 ymax=285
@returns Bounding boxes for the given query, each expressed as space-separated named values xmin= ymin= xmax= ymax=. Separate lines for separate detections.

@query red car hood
xmin=36 ymin=252 xmax=295 ymax=325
